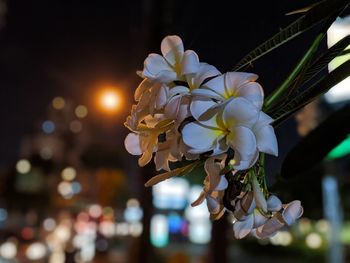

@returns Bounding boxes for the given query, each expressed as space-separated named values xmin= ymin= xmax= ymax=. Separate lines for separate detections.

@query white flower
xmin=232 ymin=192 xmax=303 ymax=239
xmin=186 ymin=63 xmax=221 ymax=90
xmin=252 ymin=112 xmax=278 ymax=157
xmin=192 ymin=72 xmax=264 ymax=109
xmin=182 ymin=97 xmax=260 ymax=168
xmin=154 ymin=128 xmax=198 ymax=171
xmin=124 ymin=115 xmax=174 ymax=167
xmin=254 ymin=200 xmax=303 ymax=239
xmin=164 ymin=86 xmax=192 ymax=124
xmin=191 ymin=156 xmax=228 ymax=218
xmin=134 ymin=80 xmax=170 ymax=114
xmin=124 ymin=132 xmax=158 ymax=167
xmin=182 ymin=96 xmax=278 ymax=170
xmin=140 ymin=35 xmax=201 ymax=83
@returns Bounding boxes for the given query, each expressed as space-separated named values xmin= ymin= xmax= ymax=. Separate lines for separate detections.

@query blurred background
xmin=0 ymin=0 xmax=349 ymax=262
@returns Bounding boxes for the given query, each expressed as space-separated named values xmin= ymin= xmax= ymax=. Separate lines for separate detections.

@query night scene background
xmin=0 ymin=0 xmax=349 ymax=262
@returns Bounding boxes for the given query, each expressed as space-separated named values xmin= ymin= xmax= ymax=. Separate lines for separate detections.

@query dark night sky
xmin=0 ymin=0 xmax=321 ymax=167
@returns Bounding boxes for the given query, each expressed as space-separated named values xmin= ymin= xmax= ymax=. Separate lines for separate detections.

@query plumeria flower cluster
xmin=124 ymin=35 xmax=303 ymax=239
xmin=231 ymin=176 xmax=303 ymax=239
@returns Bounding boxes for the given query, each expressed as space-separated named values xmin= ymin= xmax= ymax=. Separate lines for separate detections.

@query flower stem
xmin=257 ymin=153 xmax=269 ymax=196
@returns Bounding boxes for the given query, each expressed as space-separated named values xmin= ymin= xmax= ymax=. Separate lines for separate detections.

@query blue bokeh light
xmin=42 ymin=121 xmax=55 ymax=134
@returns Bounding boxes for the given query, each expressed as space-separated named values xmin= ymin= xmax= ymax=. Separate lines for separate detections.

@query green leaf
xmin=297 ymin=35 xmax=350 ymax=88
xmin=264 ymin=13 xmax=343 ymax=110
xmin=233 ymin=0 xmax=349 ymax=71
xmin=263 ymin=33 xmax=324 ymax=110
xmin=144 ymin=160 xmax=203 ymax=187
xmin=271 ymin=59 xmax=350 ymax=127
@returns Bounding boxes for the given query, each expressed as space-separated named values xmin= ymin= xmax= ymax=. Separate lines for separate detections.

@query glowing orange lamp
xmin=97 ymin=88 xmax=122 ymax=113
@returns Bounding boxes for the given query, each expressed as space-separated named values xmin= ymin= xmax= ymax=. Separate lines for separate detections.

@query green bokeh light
xmin=326 ymin=134 xmax=350 ymax=160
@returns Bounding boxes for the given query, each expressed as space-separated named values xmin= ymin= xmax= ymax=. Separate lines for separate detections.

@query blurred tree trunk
xmin=138 ymin=165 xmax=155 ymax=262
xmin=209 ymin=217 xmax=229 ymax=263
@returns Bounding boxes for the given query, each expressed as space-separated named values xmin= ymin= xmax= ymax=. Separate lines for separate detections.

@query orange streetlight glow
xmin=97 ymin=88 xmax=122 ymax=113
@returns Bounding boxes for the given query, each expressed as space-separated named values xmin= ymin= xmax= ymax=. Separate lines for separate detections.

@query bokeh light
xmin=129 ymin=222 xmax=143 ymax=237
xmin=75 ymin=105 xmax=88 ymax=118
xmin=26 ymin=242 xmax=47 ymax=260
xmin=97 ymin=88 xmax=122 ymax=113
xmin=61 ymin=167 xmax=76 ymax=181
xmin=71 ymin=182 xmax=82 ymax=194
xmin=0 ymin=241 xmax=17 ymax=259
xmin=43 ymin=218 xmax=56 ymax=232
xmin=0 ymin=208 xmax=8 ymax=222
xmin=99 ymin=221 xmax=115 ymax=238
xmin=69 ymin=120 xmax=82 ymax=133
xmin=54 ymin=224 xmax=71 ymax=243
xmin=40 ymin=147 xmax=53 ymax=160
xmin=16 ymin=159 xmax=31 ymax=174
xmin=42 ymin=120 xmax=55 ymax=134
xmin=57 ymin=182 xmax=73 ymax=198
xmin=270 ymin=231 xmax=293 ymax=246
xmin=151 ymin=215 xmax=169 ymax=247
xmin=52 ymin=97 xmax=65 ymax=110
xmin=305 ymin=232 xmax=323 ymax=249
xmin=89 ymin=204 xmax=102 ymax=218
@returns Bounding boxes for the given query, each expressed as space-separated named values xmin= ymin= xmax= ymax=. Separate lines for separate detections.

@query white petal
xmin=138 ymin=151 xmax=153 ymax=167
xmin=233 ymin=150 xmax=259 ymax=170
xmin=205 ymin=157 xmax=222 ymax=192
xmin=188 ymin=63 xmax=221 ymax=89
xmin=155 ymin=85 xmax=169 ymax=110
xmin=256 ymin=214 xmax=285 ymax=239
xmin=233 ymin=201 xmax=248 ymax=221
xmin=135 ymin=79 xmax=152 ymax=101
xmin=181 ymin=50 xmax=200 ymax=75
xmin=252 ymin=175 xmax=267 ymax=213
xmin=234 ymin=193 xmax=255 ymax=220
xmin=190 ymin=97 xmax=219 ymax=127
xmin=161 ymin=35 xmax=184 ymax=66
xmin=202 ymin=74 xmax=226 ymax=99
xmin=215 ymin=176 xmax=228 ymax=191
xmin=178 ymin=139 xmax=199 ymax=160
xmin=124 ymin=133 xmax=142 ymax=155
xmin=212 ymin=138 xmax=229 ymax=155
xmin=223 ymin=98 xmax=259 ymax=128
xmin=282 ymin=200 xmax=303 ymax=226
xmin=236 ymin=82 xmax=264 ymax=109
xmin=154 ymin=149 xmax=170 ymax=171
xmin=255 ymin=124 xmax=278 ymax=156
xmin=169 ymin=85 xmax=189 ymax=97
xmin=136 ymin=90 xmax=151 ymax=113
xmin=144 ymin=114 xmax=165 ymax=128
xmin=177 ymin=96 xmax=192 ymax=123
xmin=224 ymin=72 xmax=258 ymax=92
xmin=191 ymin=88 xmax=223 ymax=100
xmin=191 ymin=191 xmax=206 ymax=207
xmin=253 ymin=209 xmax=269 ymax=228
xmin=164 ymin=95 xmax=181 ymax=120
xmin=267 ymin=195 xmax=283 ymax=212
xmin=138 ymin=134 xmax=158 ymax=166
xmin=227 ymin=126 xmax=257 ymax=161
xmin=233 ymin=214 xmax=254 ymax=239
xmin=241 ymin=192 xmax=256 ymax=214
xmin=143 ymin=53 xmax=172 ymax=75
xmin=143 ymin=53 xmax=177 ymax=82
xmin=206 ymin=195 xmax=220 ymax=214
xmin=210 ymin=208 xmax=226 ymax=221
xmin=182 ymin=122 xmax=224 ymax=153
xmin=255 ymin=112 xmax=274 ymax=128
